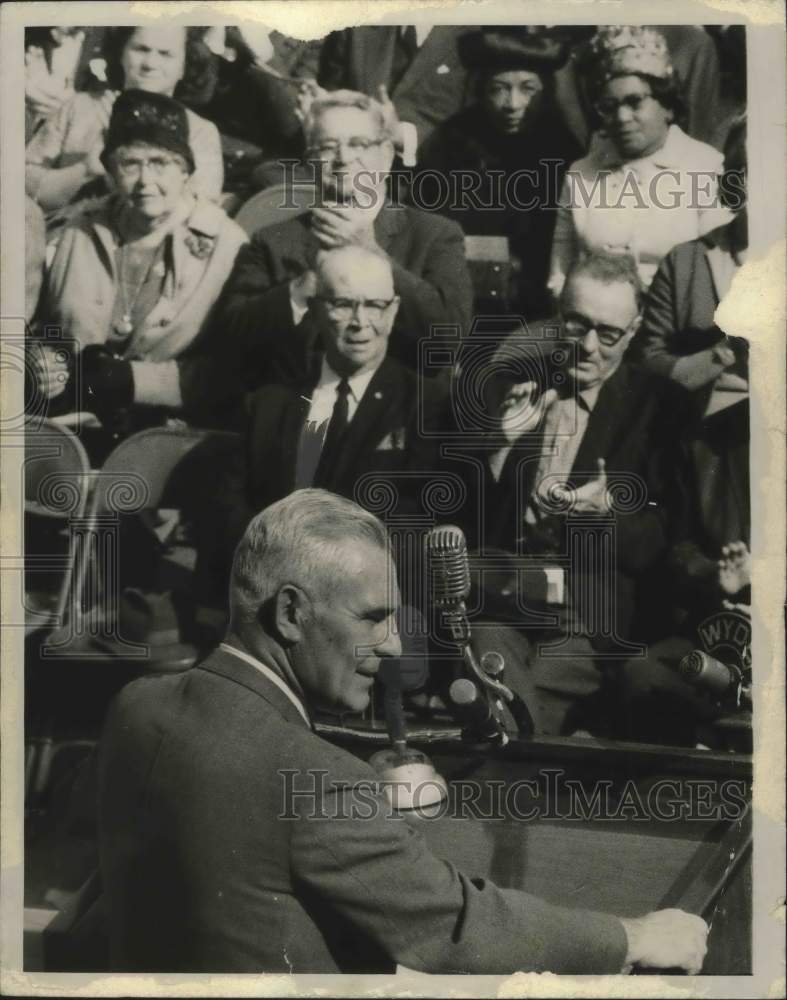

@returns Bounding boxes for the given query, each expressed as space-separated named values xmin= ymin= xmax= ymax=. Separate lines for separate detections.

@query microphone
xmin=449 ymin=678 xmax=508 ymax=746
xmin=678 ymin=650 xmax=743 ymax=700
xmin=425 ymin=524 xmax=535 ymax=738
xmin=425 ymin=524 xmax=472 ymax=646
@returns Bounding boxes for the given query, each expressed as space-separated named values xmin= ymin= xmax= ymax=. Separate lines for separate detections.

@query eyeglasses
xmin=114 ymin=154 xmax=182 ymax=178
xmin=594 ymin=93 xmax=655 ymax=121
xmin=308 ymin=137 xmax=386 ymax=162
xmin=314 ymin=296 xmax=395 ymax=320
xmin=561 ymin=312 xmax=631 ymax=348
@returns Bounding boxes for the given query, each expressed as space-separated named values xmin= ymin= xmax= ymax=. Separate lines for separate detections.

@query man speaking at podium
xmin=97 ymin=489 xmax=707 ymax=975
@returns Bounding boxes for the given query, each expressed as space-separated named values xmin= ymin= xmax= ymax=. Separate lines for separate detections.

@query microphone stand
xmin=370 ymin=661 xmax=448 ymax=812
xmin=441 ymin=606 xmax=535 ymax=742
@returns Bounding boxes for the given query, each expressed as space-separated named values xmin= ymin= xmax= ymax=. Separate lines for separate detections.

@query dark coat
xmin=318 ymin=27 xmax=473 ymax=148
xmin=244 ymin=355 xmax=444 ymax=515
xmin=213 ymin=202 xmax=472 ymax=388
xmin=98 ymin=644 xmax=628 ymax=972
xmin=630 ymin=225 xmax=749 ymax=394
xmin=450 ymin=361 xmax=684 ymax=642
xmin=659 ymin=397 xmax=750 ymax=631
xmin=416 ymin=102 xmax=582 ymax=316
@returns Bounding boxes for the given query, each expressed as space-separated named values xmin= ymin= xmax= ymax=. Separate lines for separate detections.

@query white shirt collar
xmin=402 ymin=24 xmax=433 ymax=47
xmin=219 ymin=643 xmax=311 ymax=726
xmin=317 ymin=356 xmax=379 ymax=405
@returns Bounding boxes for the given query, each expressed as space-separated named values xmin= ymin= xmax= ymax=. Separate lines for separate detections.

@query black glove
xmin=77 ymin=344 xmax=135 ymax=431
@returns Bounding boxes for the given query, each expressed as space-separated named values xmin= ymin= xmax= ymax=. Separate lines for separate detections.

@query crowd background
xmin=23 ymin=22 xmax=750 ymax=750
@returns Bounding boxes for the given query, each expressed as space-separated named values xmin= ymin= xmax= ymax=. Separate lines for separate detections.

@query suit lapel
xmin=280 ymin=355 xmax=324 ymax=491
xmin=360 ymin=27 xmax=396 ymax=93
xmin=570 ymin=365 xmax=631 ymax=480
xmin=374 ymin=203 xmax=405 ymax=253
xmin=197 ymin=647 xmax=310 ymax=729
xmin=278 ymin=389 xmax=311 ymax=495
xmin=324 ymin=359 xmax=404 ymax=489
xmin=392 ymin=28 xmax=446 ymax=95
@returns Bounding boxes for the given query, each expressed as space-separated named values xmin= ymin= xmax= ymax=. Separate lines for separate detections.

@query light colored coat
xmin=42 ymin=195 xmax=247 ymax=407
xmin=549 ymin=125 xmax=731 ymax=295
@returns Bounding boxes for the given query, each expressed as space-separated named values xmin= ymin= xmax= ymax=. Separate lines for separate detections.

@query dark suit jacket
xmin=244 ymin=355 xmax=443 ymax=514
xmin=452 ymin=361 xmax=684 ymax=641
xmin=318 ymin=27 xmax=472 ymax=148
xmin=98 ymin=644 xmax=627 ymax=972
xmin=213 ymin=201 xmax=471 ymax=389
xmin=630 ymin=225 xmax=748 ymax=394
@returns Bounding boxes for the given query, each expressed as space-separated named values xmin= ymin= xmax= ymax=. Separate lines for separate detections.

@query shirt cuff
xmin=399 ymin=122 xmax=418 ymax=167
xmin=130 ymin=360 xmax=183 ymax=408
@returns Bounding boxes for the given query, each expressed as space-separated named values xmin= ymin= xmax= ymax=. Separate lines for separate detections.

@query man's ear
xmin=272 ymin=584 xmax=310 ymax=644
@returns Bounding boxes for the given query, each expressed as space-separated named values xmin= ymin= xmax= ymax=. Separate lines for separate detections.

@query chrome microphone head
xmin=425 ymin=524 xmax=471 ymax=608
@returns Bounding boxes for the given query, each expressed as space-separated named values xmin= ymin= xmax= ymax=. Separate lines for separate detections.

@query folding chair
xmin=78 ymin=425 xmax=246 ymax=672
xmin=24 ymin=418 xmax=92 ymax=807
xmin=23 ymin=417 xmax=91 ymax=632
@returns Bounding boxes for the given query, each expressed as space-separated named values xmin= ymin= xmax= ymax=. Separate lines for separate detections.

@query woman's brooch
xmin=184 ymin=232 xmax=215 ymax=260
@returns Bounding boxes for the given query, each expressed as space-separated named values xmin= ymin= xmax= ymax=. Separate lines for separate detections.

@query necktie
xmin=314 ymin=378 xmax=351 ymax=486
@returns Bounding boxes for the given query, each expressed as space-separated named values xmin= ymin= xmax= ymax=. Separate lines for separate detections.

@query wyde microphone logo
xmin=697 ymin=610 xmax=751 ymax=669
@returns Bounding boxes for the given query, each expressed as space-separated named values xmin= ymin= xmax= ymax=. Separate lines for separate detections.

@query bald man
xmin=241 ymin=243 xmax=445 ymax=514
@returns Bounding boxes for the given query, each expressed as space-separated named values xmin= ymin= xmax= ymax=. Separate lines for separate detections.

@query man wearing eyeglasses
xmin=215 ymin=89 xmax=471 ymax=387
xmin=455 ymin=251 xmax=684 ymax=736
xmin=237 ymin=243 xmax=444 ymax=519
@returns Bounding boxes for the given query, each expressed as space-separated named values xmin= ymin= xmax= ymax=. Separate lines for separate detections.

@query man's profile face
xmin=314 ymin=254 xmax=398 ymax=377
xmin=560 ymin=275 xmax=639 ymax=389
xmin=310 ymin=106 xmax=393 ymax=205
xmin=292 ymin=541 xmax=402 ymax=715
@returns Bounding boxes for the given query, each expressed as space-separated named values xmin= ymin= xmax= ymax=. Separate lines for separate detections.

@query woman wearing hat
xmin=548 ymin=26 xmax=731 ymax=298
xmin=29 ymin=90 xmax=246 ymax=452
xmin=415 ymin=27 xmax=581 ymax=318
xmin=26 ymin=25 xmax=223 ymax=215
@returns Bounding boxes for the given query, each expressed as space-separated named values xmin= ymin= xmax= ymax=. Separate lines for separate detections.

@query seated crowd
xmin=25 ymin=24 xmax=750 ymax=749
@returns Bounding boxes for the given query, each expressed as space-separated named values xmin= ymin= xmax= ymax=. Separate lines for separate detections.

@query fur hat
xmin=101 ymin=89 xmax=195 ymax=173
xmin=458 ymin=27 xmax=569 ymax=76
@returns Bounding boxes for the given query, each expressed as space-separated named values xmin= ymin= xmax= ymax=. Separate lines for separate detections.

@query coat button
xmin=493 ymin=265 xmax=500 ymax=273
xmin=490 ymin=290 xmax=498 ymax=297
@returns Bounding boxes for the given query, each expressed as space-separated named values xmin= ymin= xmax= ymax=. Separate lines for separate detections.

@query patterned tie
xmin=314 ymin=378 xmax=351 ymax=486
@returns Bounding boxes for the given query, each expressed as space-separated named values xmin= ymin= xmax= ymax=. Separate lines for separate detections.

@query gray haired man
xmin=216 ymin=89 xmax=472 ymax=378
xmin=98 ymin=488 xmax=708 ymax=974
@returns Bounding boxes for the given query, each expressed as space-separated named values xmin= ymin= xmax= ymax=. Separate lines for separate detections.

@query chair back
xmin=234 ymin=182 xmax=316 ymax=236
xmin=24 ymin=418 xmax=92 ymax=630
xmin=73 ymin=427 xmax=245 ymax=661
xmin=89 ymin=427 xmax=242 ymax=517
xmin=25 ymin=417 xmax=91 ymax=521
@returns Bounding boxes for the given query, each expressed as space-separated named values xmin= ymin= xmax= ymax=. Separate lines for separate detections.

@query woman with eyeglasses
xmin=26 ymin=25 xmax=223 ymax=218
xmin=29 ymin=90 xmax=246 ymax=454
xmin=415 ymin=27 xmax=581 ymax=318
xmin=548 ymin=27 xmax=731 ymax=300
